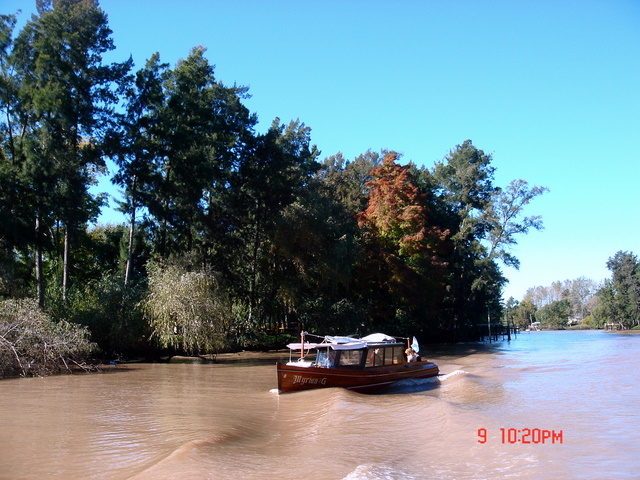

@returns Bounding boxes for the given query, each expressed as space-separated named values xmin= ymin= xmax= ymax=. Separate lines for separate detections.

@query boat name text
xmin=292 ymin=375 xmax=327 ymax=386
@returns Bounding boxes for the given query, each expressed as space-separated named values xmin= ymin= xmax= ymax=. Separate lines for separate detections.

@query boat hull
xmin=276 ymin=361 xmax=439 ymax=394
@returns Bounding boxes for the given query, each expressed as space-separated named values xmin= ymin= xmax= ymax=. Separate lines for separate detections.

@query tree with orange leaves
xmin=355 ymin=152 xmax=448 ymax=332
xmin=357 ymin=152 xmax=447 ymax=263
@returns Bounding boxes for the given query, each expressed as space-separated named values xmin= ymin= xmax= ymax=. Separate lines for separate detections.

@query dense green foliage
xmin=0 ymin=1 xmax=550 ymax=358
xmin=592 ymin=251 xmax=640 ymax=329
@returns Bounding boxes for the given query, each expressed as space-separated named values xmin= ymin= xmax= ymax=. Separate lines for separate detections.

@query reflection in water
xmin=1 ymin=331 xmax=639 ymax=479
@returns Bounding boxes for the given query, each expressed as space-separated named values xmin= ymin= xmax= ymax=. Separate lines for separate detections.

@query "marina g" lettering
xmin=292 ymin=375 xmax=327 ymax=386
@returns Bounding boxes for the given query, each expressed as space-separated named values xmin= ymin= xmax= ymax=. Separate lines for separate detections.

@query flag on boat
xmin=411 ymin=336 xmax=419 ymax=354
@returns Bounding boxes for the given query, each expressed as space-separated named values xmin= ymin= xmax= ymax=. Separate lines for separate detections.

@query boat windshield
xmin=315 ymin=348 xmax=336 ymax=367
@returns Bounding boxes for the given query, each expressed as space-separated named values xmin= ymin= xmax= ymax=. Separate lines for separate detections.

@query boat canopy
xmin=286 ymin=333 xmax=400 ymax=352
xmin=286 ymin=340 xmax=365 ymax=351
xmin=361 ymin=333 xmax=396 ymax=343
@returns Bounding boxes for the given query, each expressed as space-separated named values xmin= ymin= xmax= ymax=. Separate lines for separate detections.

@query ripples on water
xmin=0 ymin=331 xmax=639 ymax=479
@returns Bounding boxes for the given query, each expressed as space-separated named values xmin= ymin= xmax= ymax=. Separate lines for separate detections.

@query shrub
xmin=48 ymin=274 xmax=149 ymax=358
xmin=0 ymin=299 xmax=96 ymax=378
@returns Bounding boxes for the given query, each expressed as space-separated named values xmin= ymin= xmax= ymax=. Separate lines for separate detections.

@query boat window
xmin=315 ymin=349 xmax=336 ymax=367
xmin=338 ymin=349 xmax=363 ymax=367
xmin=384 ymin=346 xmax=402 ymax=365
xmin=366 ymin=348 xmax=384 ymax=367
xmin=382 ymin=347 xmax=391 ymax=366
xmin=365 ymin=346 xmax=402 ymax=367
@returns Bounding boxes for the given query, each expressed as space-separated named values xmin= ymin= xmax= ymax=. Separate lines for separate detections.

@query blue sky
xmin=5 ymin=0 xmax=639 ymax=301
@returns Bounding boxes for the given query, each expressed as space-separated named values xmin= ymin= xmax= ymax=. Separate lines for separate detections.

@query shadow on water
xmin=165 ymin=351 xmax=290 ymax=367
xmin=427 ymin=338 xmax=518 ymax=359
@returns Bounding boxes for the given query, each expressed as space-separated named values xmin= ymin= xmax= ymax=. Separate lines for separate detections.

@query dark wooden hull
xmin=276 ymin=361 xmax=439 ymax=394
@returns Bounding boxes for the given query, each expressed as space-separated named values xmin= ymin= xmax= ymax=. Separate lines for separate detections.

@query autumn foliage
xmin=357 ymin=153 xmax=448 ymax=259
xmin=355 ymin=153 xmax=449 ymax=331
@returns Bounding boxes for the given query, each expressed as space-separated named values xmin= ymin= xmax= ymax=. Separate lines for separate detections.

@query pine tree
xmin=8 ymin=0 xmax=129 ymax=304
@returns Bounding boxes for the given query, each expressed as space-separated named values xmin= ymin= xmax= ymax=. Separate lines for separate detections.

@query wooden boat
xmin=276 ymin=332 xmax=439 ymax=394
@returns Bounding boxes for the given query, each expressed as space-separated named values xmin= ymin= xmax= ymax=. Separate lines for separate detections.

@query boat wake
xmin=343 ymin=463 xmax=418 ymax=480
xmin=439 ymin=369 xmax=470 ymax=381
xmin=386 ymin=369 xmax=470 ymax=393
xmin=125 ymin=369 xmax=479 ymax=480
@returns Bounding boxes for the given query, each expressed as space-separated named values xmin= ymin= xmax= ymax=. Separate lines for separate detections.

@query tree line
xmin=1 ymin=1 xmax=548 ymax=361
xmin=505 ymin=251 xmax=640 ymax=330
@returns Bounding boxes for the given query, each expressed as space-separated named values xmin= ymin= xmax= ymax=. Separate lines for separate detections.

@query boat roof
xmin=286 ymin=333 xmax=402 ymax=351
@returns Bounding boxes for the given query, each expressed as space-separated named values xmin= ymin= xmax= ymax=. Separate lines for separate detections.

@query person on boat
xmin=405 ymin=347 xmax=418 ymax=362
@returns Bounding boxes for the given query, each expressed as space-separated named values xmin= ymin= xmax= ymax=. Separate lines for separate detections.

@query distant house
xmin=568 ymin=317 xmax=581 ymax=326
xmin=604 ymin=323 xmax=624 ymax=331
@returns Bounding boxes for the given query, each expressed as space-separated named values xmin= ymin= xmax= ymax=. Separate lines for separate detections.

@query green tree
xmin=522 ymin=277 xmax=600 ymax=326
xmin=109 ymin=52 xmax=168 ymax=284
xmin=510 ymin=299 xmax=537 ymax=330
xmin=0 ymin=13 xmax=30 ymax=298
xmin=120 ymin=47 xmax=256 ymax=260
xmin=596 ymin=251 xmax=640 ymax=328
xmin=486 ymin=179 xmax=548 ymax=268
xmin=230 ymin=118 xmax=320 ymax=333
xmin=142 ymin=259 xmax=231 ymax=355
xmin=428 ymin=140 xmax=547 ymax=339
xmin=536 ymin=299 xmax=571 ymax=329
xmin=432 ymin=140 xmax=498 ymax=245
xmin=7 ymin=0 xmax=129 ymax=305
xmin=319 ymin=149 xmax=382 ymax=217
xmin=431 ymin=140 xmax=504 ymax=338
xmin=270 ymin=179 xmax=362 ymax=335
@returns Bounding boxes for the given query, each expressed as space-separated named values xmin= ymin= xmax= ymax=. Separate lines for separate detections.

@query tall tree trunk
xmin=160 ymin=192 xmax=169 ymax=258
xmin=62 ymin=226 xmax=69 ymax=301
xmin=35 ymin=216 xmax=44 ymax=308
xmin=161 ymin=214 xmax=167 ymax=258
xmin=247 ymin=205 xmax=261 ymax=326
xmin=124 ymin=198 xmax=136 ymax=285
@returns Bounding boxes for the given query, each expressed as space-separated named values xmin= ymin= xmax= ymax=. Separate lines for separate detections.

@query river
xmin=1 ymin=330 xmax=638 ymax=479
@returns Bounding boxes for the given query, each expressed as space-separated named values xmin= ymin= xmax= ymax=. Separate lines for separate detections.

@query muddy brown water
xmin=1 ymin=330 xmax=638 ymax=479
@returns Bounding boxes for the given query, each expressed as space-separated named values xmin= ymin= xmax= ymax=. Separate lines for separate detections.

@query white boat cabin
xmin=286 ymin=333 xmax=413 ymax=369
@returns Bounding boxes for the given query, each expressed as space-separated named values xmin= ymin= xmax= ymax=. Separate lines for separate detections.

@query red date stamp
xmin=478 ymin=428 xmax=563 ymax=444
